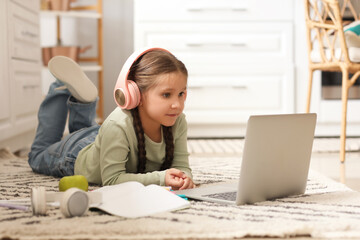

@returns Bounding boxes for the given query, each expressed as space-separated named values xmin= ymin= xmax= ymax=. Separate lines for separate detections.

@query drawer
xmin=8 ymin=1 xmax=41 ymax=61
xmin=11 ymin=0 xmax=40 ymax=13
xmin=185 ymin=76 xmax=282 ymax=111
xmin=0 ymin=3 xmax=10 ymax=121
xmin=135 ymin=0 xmax=294 ymax=22
xmin=135 ymin=22 xmax=293 ymax=65
xmin=11 ymin=60 xmax=42 ymax=116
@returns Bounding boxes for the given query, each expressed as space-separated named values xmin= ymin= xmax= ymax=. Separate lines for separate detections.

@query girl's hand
xmin=178 ymin=176 xmax=195 ymax=190
xmin=165 ymin=168 xmax=195 ymax=190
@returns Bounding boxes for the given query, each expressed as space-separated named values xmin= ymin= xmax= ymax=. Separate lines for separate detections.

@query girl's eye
xmin=163 ymin=93 xmax=171 ymax=98
xmin=179 ymin=91 xmax=185 ymax=97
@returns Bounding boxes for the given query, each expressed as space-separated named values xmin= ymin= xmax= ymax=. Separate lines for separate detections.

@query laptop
xmin=175 ymin=113 xmax=317 ymax=205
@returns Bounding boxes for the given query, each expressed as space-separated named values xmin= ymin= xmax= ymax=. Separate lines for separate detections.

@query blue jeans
xmin=28 ymin=80 xmax=100 ymax=177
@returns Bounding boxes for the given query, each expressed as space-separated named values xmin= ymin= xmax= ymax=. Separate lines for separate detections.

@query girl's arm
xmin=170 ymin=114 xmax=193 ymax=179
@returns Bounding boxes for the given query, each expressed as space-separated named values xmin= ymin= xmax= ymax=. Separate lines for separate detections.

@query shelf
xmin=80 ymin=65 xmax=103 ymax=72
xmin=40 ymin=0 xmax=104 ymax=120
xmin=40 ymin=10 xmax=101 ymax=19
xmin=42 ymin=65 xmax=102 ymax=72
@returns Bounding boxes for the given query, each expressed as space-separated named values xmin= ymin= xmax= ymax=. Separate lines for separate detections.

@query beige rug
xmin=1 ymin=147 xmax=360 ymax=240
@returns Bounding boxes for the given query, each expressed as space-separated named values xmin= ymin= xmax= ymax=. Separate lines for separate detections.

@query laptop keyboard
xmin=202 ymin=191 xmax=237 ymax=201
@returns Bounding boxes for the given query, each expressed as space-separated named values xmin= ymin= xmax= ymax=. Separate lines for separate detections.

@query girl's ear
xmin=138 ymin=92 xmax=145 ymax=106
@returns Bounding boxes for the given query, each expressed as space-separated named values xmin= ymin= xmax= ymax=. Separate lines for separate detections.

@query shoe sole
xmin=48 ymin=56 xmax=98 ymax=103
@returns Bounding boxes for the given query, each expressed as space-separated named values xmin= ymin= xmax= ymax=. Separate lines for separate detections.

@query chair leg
xmin=340 ymin=69 xmax=349 ymax=164
xmin=306 ymin=69 xmax=314 ymax=113
xmin=340 ymin=161 xmax=346 ymax=184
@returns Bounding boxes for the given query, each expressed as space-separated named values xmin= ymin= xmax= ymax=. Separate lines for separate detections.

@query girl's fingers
xmin=179 ymin=177 xmax=195 ymax=190
xmin=168 ymin=168 xmax=187 ymax=178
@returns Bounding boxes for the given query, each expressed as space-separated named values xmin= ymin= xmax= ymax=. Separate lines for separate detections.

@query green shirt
xmin=74 ymin=108 xmax=192 ymax=186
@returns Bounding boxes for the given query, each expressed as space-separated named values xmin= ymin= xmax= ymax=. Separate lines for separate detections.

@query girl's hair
xmin=129 ymin=50 xmax=188 ymax=173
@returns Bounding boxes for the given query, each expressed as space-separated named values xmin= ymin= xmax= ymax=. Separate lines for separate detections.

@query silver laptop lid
xmin=236 ymin=113 xmax=317 ymax=205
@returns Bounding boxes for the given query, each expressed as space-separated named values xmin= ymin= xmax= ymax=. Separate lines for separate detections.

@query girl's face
xmin=139 ymin=72 xmax=187 ymax=129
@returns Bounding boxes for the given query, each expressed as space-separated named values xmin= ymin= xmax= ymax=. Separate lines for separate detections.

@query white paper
xmin=90 ymin=182 xmax=190 ymax=218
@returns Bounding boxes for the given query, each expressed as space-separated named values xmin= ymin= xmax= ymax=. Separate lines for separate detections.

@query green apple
xmin=59 ymin=175 xmax=88 ymax=192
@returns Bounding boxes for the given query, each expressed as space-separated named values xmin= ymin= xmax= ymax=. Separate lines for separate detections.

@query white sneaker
xmin=48 ymin=56 xmax=98 ymax=103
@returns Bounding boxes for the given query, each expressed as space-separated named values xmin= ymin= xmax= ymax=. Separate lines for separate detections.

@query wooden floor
xmin=310 ymin=151 xmax=360 ymax=191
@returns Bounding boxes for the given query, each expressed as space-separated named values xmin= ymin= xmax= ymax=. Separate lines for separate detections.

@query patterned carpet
xmin=1 ymin=144 xmax=360 ymax=240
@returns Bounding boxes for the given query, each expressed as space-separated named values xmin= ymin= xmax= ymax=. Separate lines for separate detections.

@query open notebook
xmin=90 ymin=181 xmax=190 ymax=218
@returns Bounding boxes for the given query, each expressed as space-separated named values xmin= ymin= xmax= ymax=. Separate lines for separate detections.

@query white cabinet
xmin=0 ymin=0 xmax=42 ymax=151
xmin=134 ymin=0 xmax=295 ymax=137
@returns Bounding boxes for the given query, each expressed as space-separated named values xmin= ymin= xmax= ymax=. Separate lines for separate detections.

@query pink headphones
xmin=114 ymin=47 xmax=171 ymax=109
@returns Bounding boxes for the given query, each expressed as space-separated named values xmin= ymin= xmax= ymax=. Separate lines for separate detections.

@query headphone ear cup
xmin=60 ymin=188 xmax=89 ymax=218
xmin=127 ymin=80 xmax=141 ymax=109
xmin=114 ymin=81 xmax=140 ymax=109
xmin=31 ymin=187 xmax=47 ymax=216
xmin=114 ymin=88 xmax=126 ymax=108
xmin=114 ymin=47 xmax=171 ymax=109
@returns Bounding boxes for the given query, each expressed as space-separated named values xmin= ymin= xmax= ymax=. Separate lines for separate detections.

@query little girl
xmin=28 ymin=47 xmax=194 ymax=190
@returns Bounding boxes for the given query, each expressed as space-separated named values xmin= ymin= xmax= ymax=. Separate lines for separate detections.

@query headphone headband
xmin=114 ymin=47 xmax=171 ymax=109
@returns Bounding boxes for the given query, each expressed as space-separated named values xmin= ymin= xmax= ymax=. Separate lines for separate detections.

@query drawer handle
xmin=187 ymin=7 xmax=248 ymax=12
xmin=186 ymin=43 xmax=247 ymax=47
xmin=232 ymin=8 xmax=248 ymax=12
xmin=23 ymin=85 xmax=39 ymax=89
xmin=189 ymin=86 xmax=248 ymax=90
xmin=21 ymin=30 xmax=38 ymax=39
xmin=231 ymin=43 xmax=247 ymax=47
xmin=186 ymin=43 xmax=204 ymax=47
xmin=189 ymin=86 xmax=204 ymax=90
xmin=232 ymin=86 xmax=248 ymax=90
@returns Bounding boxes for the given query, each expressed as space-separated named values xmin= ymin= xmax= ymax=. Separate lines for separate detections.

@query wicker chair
xmin=304 ymin=0 xmax=360 ymax=168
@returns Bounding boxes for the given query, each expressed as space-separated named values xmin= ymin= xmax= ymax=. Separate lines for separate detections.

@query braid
xmin=161 ymin=126 xmax=174 ymax=170
xmin=131 ymin=108 xmax=147 ymax=173
xmin=131 ymin=107 xmax=175 ymax=172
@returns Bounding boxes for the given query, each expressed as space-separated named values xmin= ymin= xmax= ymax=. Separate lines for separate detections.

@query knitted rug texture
xmin=1 ymin=147 xmax=360 ymax=240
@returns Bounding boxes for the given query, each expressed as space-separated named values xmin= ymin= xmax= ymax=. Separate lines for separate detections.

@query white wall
xmin=103 ymin=0 xmax=134 ymax=117
xmin=294 ymin=0 xmax=309 ymax=114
